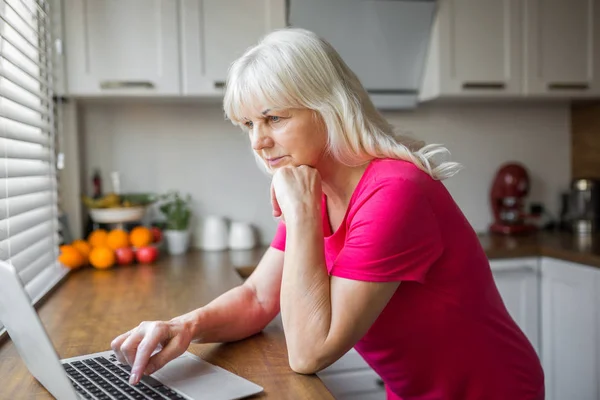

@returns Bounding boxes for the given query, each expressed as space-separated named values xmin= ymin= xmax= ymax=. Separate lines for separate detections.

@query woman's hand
xmin=270 ymin=165 xmax=322 ymax=222
xmin=110 ymin=317 xmax=194 ymax=385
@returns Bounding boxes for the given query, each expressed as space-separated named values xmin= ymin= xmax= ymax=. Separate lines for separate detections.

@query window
xmin=0 ymin=0 xmax=62 ymax=333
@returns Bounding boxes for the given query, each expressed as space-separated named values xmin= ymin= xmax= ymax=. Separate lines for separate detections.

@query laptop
xmin=0 ymin=260 xmax=264 ymax=400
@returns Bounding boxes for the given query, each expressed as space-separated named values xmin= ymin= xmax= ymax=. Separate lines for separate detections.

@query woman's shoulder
xmin=363 ymin=158 xmax=438 ymax=189
xmin=348 ymin=158 xmax=441 ymax=213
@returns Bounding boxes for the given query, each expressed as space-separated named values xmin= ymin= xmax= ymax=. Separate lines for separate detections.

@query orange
xmin=71 ymin=239 xmax=91 ymax=259
xmin=106 ymin=229 xmax=130 ymax=250
xmin=89 ymin=246 xmax=116 ymax=269
xmin=88 ymin=229 xmax=109 ymax=248
xmin=129 ymin=226 xmax=153 ymax=248
xmin=58 ymin=245 xmax=86 ymax=269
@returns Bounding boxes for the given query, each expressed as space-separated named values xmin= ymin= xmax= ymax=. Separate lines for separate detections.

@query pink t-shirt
xmin=271 ymin=158 xmax=544 ymax=400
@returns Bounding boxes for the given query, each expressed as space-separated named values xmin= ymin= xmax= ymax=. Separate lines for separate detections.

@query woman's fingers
xmin=270 ymin=181 xmax=281 ymax=217
xmin=128 ymin=323 xmax=170 ymax=384
xmin=119 ymin=328 xmax=146 ymax=368
xmin=143 ymin=335 xmax=187 ymax=377
xmin=110 ymin=330 xmax=133 ymax=365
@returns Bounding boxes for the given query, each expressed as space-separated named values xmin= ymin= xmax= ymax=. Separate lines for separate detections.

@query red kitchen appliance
xmin=489 ymin=162 xmax=537 ymax=235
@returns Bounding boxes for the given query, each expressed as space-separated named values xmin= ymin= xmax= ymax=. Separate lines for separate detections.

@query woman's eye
xmin=244 ymin=121 xmax=254 ymax=129
xmin=269 ymin=116 xmax=280 ymax=123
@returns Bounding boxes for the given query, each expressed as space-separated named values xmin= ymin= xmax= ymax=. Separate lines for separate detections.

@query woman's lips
xmin=267 ymin=156 xmax=286 ymax=166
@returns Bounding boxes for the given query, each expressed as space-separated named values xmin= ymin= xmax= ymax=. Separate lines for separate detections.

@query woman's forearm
xmin=280 ymin=209 xmax=332 ymax=373
xmin=172 ymin=283 xmax=275 ymax=344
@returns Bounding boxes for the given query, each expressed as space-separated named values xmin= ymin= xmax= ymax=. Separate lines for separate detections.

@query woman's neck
xmin=318 ymin=158 xmax=370 ymax=208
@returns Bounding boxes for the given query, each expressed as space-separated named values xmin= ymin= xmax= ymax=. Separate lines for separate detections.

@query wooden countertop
xmin=238 ymin=231 xmax=600 ymax=279
xmin=479 ymin=231 xmax=600 ymax=268
xmin=3 ymin=231 xmax=598 ymax=398
xmin=0 ymin=248 xmax=334 ymax=400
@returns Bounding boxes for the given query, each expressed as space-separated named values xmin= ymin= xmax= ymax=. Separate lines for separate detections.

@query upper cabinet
xmin=420 ymin=0 xmax=600 ymax=101
xmin=180 ymin=0 xmax=286 ymax=96
xmin=420 ymin=0 xmax=522 ymax=100
xmin=60 ymin=0 xmax=598 ymax=101
xmin=61 ymin=0 xmax=286 ymax=97
xmin=63 ymin=0 xmax=181 ymax=96
xmin=524 ymin=0 xmax=600 ymax=96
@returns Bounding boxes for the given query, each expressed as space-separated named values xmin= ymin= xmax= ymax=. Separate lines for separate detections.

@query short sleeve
xmin=331 ymin=178 xmax=444 ymax=283
xmin=270 ymin=220 xmax=286 ymax=251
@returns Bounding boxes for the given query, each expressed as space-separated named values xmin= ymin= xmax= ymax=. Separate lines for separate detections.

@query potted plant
xmin=158 ymin=191 xmax=192 ymax=255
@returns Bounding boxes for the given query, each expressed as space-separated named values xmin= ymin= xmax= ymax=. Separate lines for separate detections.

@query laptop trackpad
xmin=154 ymin=354 xmax=217 ymax=383
xmin=152 ymin=352 xmax=263 ymax=399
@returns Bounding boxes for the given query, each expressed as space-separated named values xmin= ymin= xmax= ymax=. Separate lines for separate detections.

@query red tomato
xmin=150 ymin=227 xmax=163 ymax=243
xmin=114 ymin=247 xmax=135 ymax=265
xmin=136 ymin=246 xmax=159 ymax=264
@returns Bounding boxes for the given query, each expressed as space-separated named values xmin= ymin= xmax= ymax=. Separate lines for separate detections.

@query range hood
xmin=288 ymin=0 xmax=437 ymax=110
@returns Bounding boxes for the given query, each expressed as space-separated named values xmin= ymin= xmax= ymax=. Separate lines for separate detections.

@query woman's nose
xmin=250 ymin=127 xmax=273 ymax=151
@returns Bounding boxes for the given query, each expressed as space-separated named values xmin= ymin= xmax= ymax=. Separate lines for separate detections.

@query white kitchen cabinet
xmin=63 ymin=0 xmax=181 ymax=96
xmin=420 ymin=0 xmax=600 ymax=101
xmin=489 ymin=257 xmax=540 ymax=355
xmin=180 ymin=0 xmax=286 ymax=96
xmin=419 ymin=0 xmax=523 ymax=100
xmin=541 ymin=257 xmax=599 ymax=400
xmin=523 ymin=0 xmax=600 ymax=97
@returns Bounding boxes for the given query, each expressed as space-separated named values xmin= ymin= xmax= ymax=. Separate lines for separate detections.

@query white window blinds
xmin=0 ymin=0 xmax=64 ymax=317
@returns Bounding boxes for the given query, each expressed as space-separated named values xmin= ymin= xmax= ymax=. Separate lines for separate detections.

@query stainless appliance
xmin=288 ymin=0 xmax=437 ymax=109
xmin=567 ymin=178 xmax=600 ymax=235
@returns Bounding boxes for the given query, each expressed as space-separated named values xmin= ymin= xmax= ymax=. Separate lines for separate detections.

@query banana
xmin=81 ymin=193 xmax=121 ymax=208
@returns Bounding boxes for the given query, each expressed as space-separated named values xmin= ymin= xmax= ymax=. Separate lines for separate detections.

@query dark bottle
xmin=92 ymin=169 xmax=102 ymax=199
xmin=84 ymin=169 xmax=103 ymax=238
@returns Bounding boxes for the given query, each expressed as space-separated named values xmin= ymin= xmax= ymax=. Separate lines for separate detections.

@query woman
xmin=112 ymin=28 xmax=544 ymax=399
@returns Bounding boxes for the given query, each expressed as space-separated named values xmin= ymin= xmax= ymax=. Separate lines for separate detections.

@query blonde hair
xmin=223 ymin=28 xmax=462 ymax=180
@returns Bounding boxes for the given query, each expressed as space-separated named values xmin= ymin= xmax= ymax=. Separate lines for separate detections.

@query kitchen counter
xmin=2 ymin=231 xmax=598 ymax=398
xmin=0 ymin=248 xmax=333 ymax=400
xmin=479 ymin=231 xmax=600 ymax=268
xmin=238 ymin=231 xmax=600 ymax=279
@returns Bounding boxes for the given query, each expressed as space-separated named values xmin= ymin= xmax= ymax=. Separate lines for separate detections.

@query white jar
xmin=228 ymin=222 xmax=257 ymax=250
xmin=199 ymin=216 xmax=229 ymax=251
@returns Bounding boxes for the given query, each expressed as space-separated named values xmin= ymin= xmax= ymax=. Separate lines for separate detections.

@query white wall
xmin=79 ymin=100 xmax=570 ymax=246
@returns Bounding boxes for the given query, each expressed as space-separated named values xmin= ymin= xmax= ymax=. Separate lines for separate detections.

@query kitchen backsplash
xmin=572 ymin=102 xmax=600 ymax=179
xmin=79 ymin=101 xmax=570 ymax=246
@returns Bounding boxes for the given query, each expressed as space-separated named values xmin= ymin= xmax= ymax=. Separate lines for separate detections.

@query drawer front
xmin=319 ymin=348 xmax=370 ymax=374
xmin=319 ymin=369 xmax=383 ymax=396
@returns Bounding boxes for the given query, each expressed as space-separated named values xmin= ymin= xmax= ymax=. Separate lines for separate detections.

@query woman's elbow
xmin=288 ymin=353 xmax=328 ymax=375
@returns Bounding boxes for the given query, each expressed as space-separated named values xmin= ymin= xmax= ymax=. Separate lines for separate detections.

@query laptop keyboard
xmin=62 ymin=353 xmax=186 ymax=400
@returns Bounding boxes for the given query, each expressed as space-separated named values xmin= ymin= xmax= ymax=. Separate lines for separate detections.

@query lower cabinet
xmin=540 ymin=257 xmax=600 ymax=400
xmin=489 ymin=257 xmax=541 ymax=354
xmin=316 ymin=348 xmax=386 ymax=400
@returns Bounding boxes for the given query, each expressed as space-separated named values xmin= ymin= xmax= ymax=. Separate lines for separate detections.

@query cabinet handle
xmin=547 ymin=83 xmax=589 ymax=90
xmin=491 ymin=265 xmax=536 ymax=274
xmin=462 ymin=82 xmax=506 ymax=90
xmin=100 ymin=81 xmax=155 ymax=90
xmin=214 ymin=81 xmax=225 ymax=89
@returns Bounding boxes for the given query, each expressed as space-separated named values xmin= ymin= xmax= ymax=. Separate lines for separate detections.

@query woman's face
xmin=242 ymin=106 xmax=329 ymax=171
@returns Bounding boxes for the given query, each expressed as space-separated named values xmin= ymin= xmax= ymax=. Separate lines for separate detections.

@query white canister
xmin=200 ymin=216 xmax=229 ymax=251
xmin=228 ymin=222 xmax=257 ymax=250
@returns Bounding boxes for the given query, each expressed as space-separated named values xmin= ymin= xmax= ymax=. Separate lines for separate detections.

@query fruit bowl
xmin=89 ymin=206 xmax=147 ymax=224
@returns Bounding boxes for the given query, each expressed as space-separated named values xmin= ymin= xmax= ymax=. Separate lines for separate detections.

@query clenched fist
xmin=270 ymin=166 xmax=322 ymax=223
